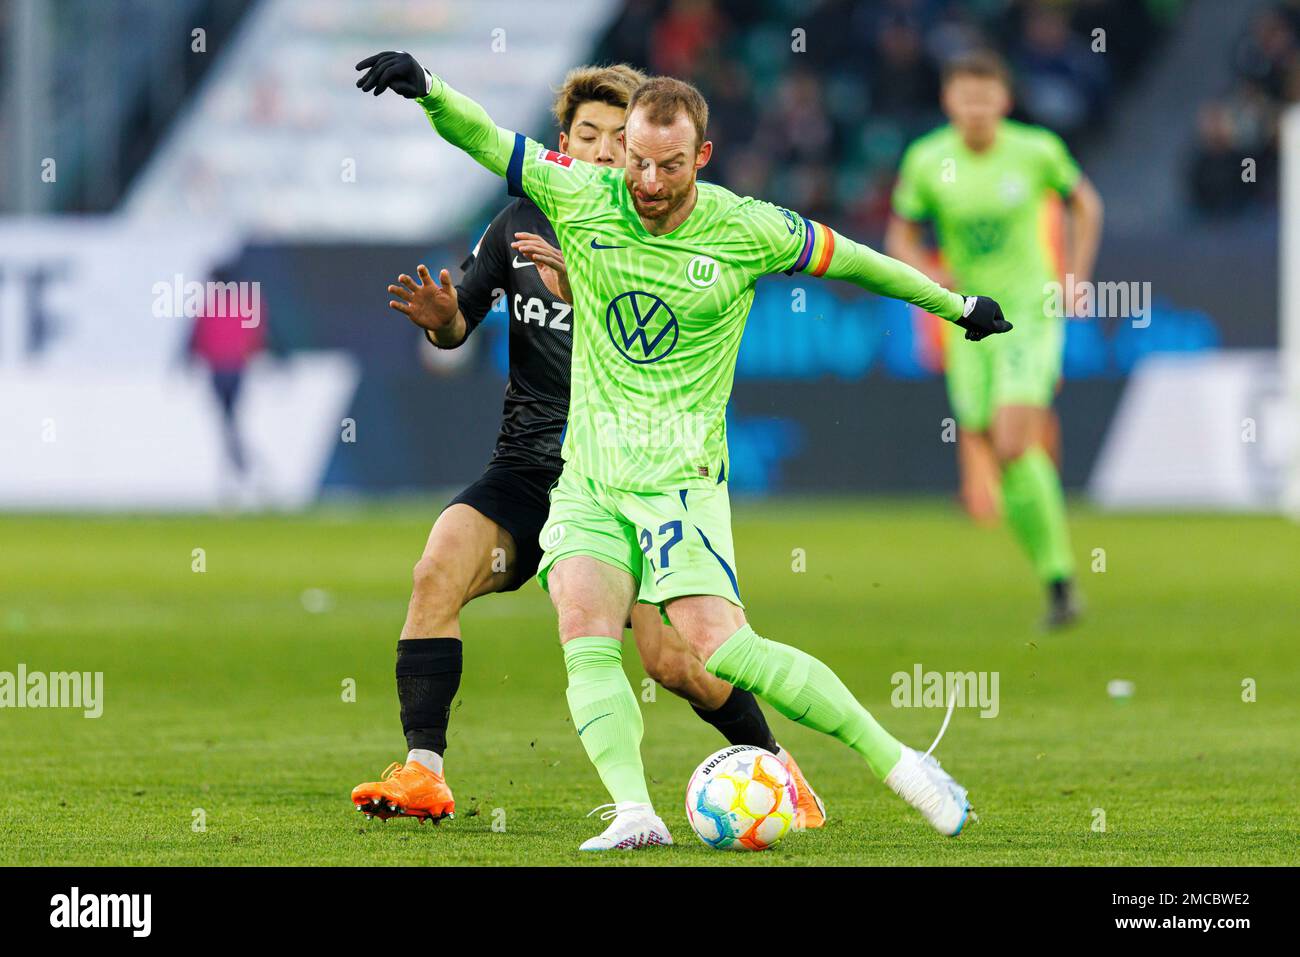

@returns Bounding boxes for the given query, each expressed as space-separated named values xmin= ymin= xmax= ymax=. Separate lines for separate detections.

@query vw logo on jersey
xmin=606 ymin=290 xmax=679 ymax=364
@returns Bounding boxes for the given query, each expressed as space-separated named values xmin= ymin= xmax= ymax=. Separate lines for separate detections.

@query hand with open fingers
xmin=355 ymin=51 xmax=430 ymax=98
xmin=512 ymin=232 xmax=573 ymax=303
xmin=387 ymin=265 xmax=457 ymax=333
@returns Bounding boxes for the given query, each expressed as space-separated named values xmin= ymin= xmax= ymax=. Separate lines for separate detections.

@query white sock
xmin=406 ymin=748 xmax=443 ymax=774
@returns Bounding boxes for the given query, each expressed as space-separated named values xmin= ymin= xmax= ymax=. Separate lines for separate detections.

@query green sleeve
xmin=416 ymin=74 xmax=610 ymax=224
xmin=821 ymin=230 xmax=965 ymax=322
xmin=1038 ymin=128 xmax=1082 ymax=197
xmin=516 ymin=143 xmax=613 ymax=225
xmin=415 ymin=75 xmax=515 ymax=178
xmin=732 ymin=199 xmax=809 ymax=276
xmin=891 ymin=143 xmax=932 ymax=222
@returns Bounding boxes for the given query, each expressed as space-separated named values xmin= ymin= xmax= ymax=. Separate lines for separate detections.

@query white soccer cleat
xmin=578 ymin=802 xmax=674 ymax=852
xmin=884 ymin=746 xmax=975 ymax=837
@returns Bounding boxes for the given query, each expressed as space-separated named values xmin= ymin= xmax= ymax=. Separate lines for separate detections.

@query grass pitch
xmin=0 ymin=499 xmax=1296 ymax=866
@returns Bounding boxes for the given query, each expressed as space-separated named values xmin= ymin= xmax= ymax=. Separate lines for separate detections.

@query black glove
xmin=955 ymin=295 xmax=1013 ymax=341
xmin=355 ymin=51 xmax=430 ymax=98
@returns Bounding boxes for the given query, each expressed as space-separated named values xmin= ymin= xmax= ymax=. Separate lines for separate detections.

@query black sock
xmin=692 ymin=687 xmax=778 ymax=753
xmin=396 ymin=638 xmax=462 ymax=754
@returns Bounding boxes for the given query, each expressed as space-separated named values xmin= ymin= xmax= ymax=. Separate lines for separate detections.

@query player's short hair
xmin=551 ymin=64 xmax=647 ymax=133
xmin=626 ymin=76 xmax=709 ymax=150
xmin=941 ymin=49 xmax=1012 ymax=89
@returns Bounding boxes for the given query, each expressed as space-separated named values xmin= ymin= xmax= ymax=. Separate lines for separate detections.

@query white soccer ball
xmin=684 ymin=745 xmax=797 ymax=851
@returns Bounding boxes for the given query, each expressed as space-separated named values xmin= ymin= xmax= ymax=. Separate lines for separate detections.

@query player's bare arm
xmin=884 ymin=215 xmax=953 ymax=288
xmin=1064 ymin=174 xmax=1104 ymax=316
xmin=386 ymin=264 xmax=468 ymax=348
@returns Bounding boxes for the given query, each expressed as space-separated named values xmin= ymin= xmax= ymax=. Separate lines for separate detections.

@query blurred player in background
xmin=887 ymin=51 xmax=1103 ymax=628
xmin=351 ymin=64 xmax=825 ymax=830
xmin=356 ymin=52 xmax=1013 ymax=850
xmin=957 ymin=391 xmax=1061 ymax=525
xmin=187 ymin=262 xmax=265 ymax=497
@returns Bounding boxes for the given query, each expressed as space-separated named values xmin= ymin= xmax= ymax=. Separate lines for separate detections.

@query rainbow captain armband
xmin=791 ymin=218 xmax=836 ymax=277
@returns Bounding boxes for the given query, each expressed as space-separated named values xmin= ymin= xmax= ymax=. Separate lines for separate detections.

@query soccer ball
xmin=684 ymin=745 xmax=797 ymax=851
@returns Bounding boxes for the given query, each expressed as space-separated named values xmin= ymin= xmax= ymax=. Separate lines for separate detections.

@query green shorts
xmin=536 ymin=467 xmax=744 ymax=612
xmin=945 ymin=312 xmax=1063 ymax=431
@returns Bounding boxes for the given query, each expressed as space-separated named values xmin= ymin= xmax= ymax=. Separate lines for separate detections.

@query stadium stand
xmin=0 ymin=0 xmax=252 ymax=213
xmin=123 ymin=0 xmax=621 ymax=239
xmin=1188 ymin=0 xmax=1300 ymax=217
xmin=594 ymin=0 xmax=1182 ymax=237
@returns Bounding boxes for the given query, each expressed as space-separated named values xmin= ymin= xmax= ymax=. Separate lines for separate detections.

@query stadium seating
xmin=123 ymin=0 xmax=623 ymax=238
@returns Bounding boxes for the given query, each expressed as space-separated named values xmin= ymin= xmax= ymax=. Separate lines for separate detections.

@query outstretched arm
xmin=822 ymin=229 xmax=964 ymax=320
xmin=820 ymin=227 xmax=1011 ymax=341
xmin=767 ymin=205 xmax=1009 ymax=341
xmin=356 ymin=51 xmax=514 ymax=178
xmin=356 ymin=51 xmax=604 ymax=224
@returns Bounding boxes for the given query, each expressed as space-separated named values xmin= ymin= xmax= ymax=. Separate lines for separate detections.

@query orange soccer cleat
xmin=351 ymin=761 xmax=455 ymax=823
xmin=780 ymin=748 xmax=827 ymax=831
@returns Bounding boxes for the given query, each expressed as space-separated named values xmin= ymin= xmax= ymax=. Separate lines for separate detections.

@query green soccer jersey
xmin=511 ymin=141 xmax=816 ymax=491
xmin=891 ymin=120 xmax=1080 ymax=314
xmin=417 ymin=77 xmax=967 ymax=493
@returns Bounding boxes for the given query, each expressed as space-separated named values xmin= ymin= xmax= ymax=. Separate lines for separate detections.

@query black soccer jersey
xmin=437 ymin=196 xmax=573 ymax=471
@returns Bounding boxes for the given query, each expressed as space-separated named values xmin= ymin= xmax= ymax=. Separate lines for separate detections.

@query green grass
xmin=1 ymin=499 xmax=1296 ymax=866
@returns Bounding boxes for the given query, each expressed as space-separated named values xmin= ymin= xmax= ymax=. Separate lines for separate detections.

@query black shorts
xmin=445 ymin=460 xmax=560 ymax=592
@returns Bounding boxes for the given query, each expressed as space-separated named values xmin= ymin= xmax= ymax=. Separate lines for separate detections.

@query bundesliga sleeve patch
xmin=537 ymin=148 xmax=574 ymax=169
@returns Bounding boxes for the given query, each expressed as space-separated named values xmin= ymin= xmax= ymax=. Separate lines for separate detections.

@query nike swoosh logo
xmin=795 ymin=705 xmax=812 ymax=722
xmin=590 ymin=239 xmax=625 ymax=250
xmin=655 ymin=572 xmax=675 ymax=585
xmin=577 ymin=712 xmax=613 ymax=736
xmin=512 ymin=257 xmax=535 ymax=269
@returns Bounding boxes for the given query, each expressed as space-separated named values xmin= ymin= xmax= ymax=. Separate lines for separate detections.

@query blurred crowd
xmin=598 ymin=0 xmax=1180 ymax=237
xmin=1189 ymin=0 xmax=1300 ymax=218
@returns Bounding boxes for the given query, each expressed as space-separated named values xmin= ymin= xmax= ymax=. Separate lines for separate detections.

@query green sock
xmin=1001 ymin=447 xmax=1075 ymax=582
xmin=705 ymin=625 xmax=903 ymax=779
xmin=562 ymin=636 xmax=650 ymax=807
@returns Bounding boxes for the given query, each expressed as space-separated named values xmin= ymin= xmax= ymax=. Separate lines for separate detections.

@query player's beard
xmin=630 ymin=181 xmax=690 ymax=225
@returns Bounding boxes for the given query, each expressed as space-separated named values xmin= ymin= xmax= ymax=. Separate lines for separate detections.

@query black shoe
xmin=1043 ymin=578 xmax=1082 ymax=630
